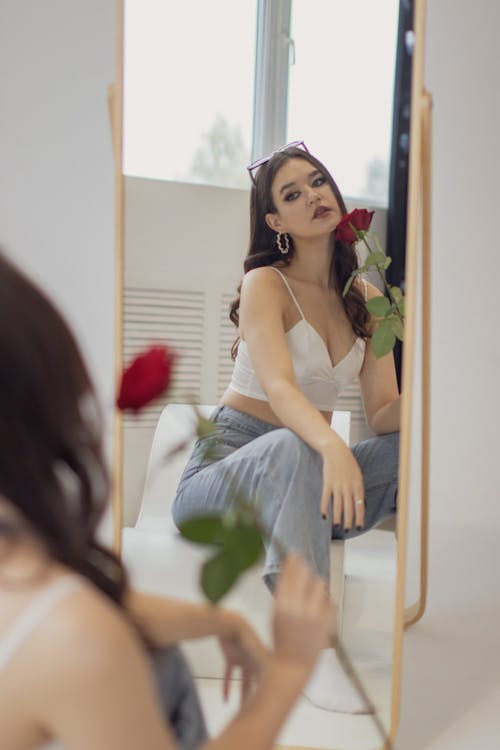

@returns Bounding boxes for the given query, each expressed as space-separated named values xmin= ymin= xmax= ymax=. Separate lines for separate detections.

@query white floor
xmin=396 ymin=520 xmax=500 ymax=750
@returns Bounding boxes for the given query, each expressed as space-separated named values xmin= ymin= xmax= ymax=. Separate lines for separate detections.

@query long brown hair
xmin=0 ymin=251 xmax=127 ymax=606
xmin=230 ymin=146 xmax=370 ymax=358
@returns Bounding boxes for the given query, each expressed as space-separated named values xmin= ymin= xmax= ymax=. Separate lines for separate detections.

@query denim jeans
xmin=172 ymin=406 xmax=399 ymax=590
xmin=151 ymin=645 xmax=208 ymax=749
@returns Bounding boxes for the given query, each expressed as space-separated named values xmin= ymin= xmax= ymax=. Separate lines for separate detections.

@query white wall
xmin=0 ymin=0 xmax=115 ymax=421
xmin=397 ymin=1 xmax=500 ymax=747
xmin=423 ymin=0 xmax=500 ymax=529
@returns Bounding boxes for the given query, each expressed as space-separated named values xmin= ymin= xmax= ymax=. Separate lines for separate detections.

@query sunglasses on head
xmin=246 ymin=140 xmax=310 ymax=185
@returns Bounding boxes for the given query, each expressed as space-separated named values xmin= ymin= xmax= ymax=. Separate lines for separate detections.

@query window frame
xmin=251 ymin=0 xmax=292 ymax=161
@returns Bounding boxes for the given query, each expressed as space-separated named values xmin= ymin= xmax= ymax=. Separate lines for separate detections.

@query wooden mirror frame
xmin=109 ymin=0 xmax=432 ymax=745
xmin=389 ymin=0 xmax=432 ymax=744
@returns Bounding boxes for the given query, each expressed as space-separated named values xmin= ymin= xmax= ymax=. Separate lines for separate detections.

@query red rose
xmin=335 ymin=208 xmax=375 ymax=244
xmin=117 ymin=345 xmax=176 ymax=412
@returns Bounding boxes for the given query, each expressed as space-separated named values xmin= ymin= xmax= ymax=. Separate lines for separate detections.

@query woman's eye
xmin=312 ymin=175 xmax=326 ymax=187
xmin=285 ymin=191 xmax=299 ymax=202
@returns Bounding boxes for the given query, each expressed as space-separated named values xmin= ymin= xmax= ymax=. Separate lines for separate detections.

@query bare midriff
xmin=220 ymin=386 xmax=332 ymax=427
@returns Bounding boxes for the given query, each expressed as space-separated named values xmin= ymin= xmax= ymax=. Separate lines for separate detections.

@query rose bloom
xmin=117 ymin=345 xmax=176 ymax=412
xmin=335 ymin=208 xmax=375 ymax=244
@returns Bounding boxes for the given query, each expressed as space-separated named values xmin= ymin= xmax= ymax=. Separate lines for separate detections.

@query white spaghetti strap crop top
xmin=229 ymin=267 xmax=367 ymax=411
xmin=0 ymin=575 xmax=83 ymax=750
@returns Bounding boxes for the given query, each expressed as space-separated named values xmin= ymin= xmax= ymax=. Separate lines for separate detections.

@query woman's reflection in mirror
xmin=172 ymin=144 xmax=400 ymax=714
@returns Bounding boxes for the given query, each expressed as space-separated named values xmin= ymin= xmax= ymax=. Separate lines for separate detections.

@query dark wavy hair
xmin=0 ymin=250 xmax=127 ymax=606
xmin=230 ymin=146 xmax=370 ymax=358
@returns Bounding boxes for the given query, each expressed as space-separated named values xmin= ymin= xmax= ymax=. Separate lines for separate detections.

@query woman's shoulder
xmin=239 ymin=266 xmax=290 ymax=331
xmin=14 ymin=573 xmax=136 ymax=678
xmin=2 ymin=573 xmax=173 ymax=750
xmin=241 ymin=265 xmax=289 ymax=296
xmin=243 ymin=264 xmax=285 ymax=282
xmin=1 ymin=572 xmax=141 ymax=736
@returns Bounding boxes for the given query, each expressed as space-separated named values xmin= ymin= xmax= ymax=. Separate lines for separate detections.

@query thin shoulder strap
xmin=0 ymin=576 xmax=82 ymax=671
xmin=269 ymin=267 xmax=305 ymax=319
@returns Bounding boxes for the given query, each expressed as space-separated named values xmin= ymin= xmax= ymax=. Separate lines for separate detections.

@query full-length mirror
xmin=113 ymin=0 xmax=429 ymax=747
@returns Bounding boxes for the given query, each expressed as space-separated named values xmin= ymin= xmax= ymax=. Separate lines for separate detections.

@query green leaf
xmin=373 ymin=234 xmax=385 ymax=254
xmin=366 ymin=296 xmax=391 ymax=316
xmin=178 ymin=515 xmax=227 ymax=546
xmin=381 ymin=256 xmax=392 ymax=270
xmin=365 ymin=251 xmax=386 ymax=267
xmin=390 ymin=286 xmax=403 ymax=304
xmin=397 ymin=297 xmax=405 ymax=316
xmin=389 ymin=316 xmax=405 ymax=341
xmin=371 ymin=322 xmax=396 ymax=358
xmin=228 ymin=522 xmax=265 ymax=569
xmin=197 ymin=417 xmax=218 ymax=439
xmin=199 ymin=439 xmax=219 ymax=462
xmin=200 ymin=550 xmax=241 ymax=604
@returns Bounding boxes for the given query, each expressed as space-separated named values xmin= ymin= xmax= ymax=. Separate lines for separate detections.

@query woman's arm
xmin=126 ymin=589 xmax=270 ymax=700
xmin=239 ymin=268 xmax=365 ymax=530
xmin=358 ymin=281 xmax=401 ymax=434
xmin=126 ymin=590 xmax=255 ymax=647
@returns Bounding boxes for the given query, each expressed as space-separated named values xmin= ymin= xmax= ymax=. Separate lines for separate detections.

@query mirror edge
xmin=111 ymin=0 xmax=125 ymax=555
xmin=389 ymin=0 xmax=430 ymax=744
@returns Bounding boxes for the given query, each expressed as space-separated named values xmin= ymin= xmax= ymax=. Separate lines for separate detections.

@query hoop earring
xmin=276 ymin=232 xmax=290 ymax=255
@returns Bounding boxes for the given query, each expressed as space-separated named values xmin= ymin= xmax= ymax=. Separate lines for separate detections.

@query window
xmin=123 ymin=0 xmax=257 ymax=189
xmin=286 ymin=0 xmax=399 ymax=205
xmin=123 ymin=0 xmax=399 ymax=201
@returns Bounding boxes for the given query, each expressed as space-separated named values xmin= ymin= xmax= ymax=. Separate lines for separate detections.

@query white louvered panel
xmin=123 ymin=287 xmax=205 ymax=429
xmin=217 ymin=292 xmax=237 ymax=400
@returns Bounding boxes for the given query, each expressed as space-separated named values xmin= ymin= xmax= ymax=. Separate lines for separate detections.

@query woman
xmin=172 ymin=143 xmax=400 ymax=713
xmin=0 ymin=250 xmax=333 ymax=750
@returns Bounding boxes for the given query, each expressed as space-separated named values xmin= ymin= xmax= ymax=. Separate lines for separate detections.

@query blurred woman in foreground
xmin=0 ymin=250 xmax=332 ymax=750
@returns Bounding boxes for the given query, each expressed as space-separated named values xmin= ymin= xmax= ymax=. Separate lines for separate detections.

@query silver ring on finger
xmin=354 ymin=498 xmax=365 ymax=506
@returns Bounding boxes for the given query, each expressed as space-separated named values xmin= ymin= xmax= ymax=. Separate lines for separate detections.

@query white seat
xmin=122 ymin=404 xmax=351 ymax=677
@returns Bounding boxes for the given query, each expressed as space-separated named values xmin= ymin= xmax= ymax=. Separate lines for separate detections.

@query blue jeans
xmin=151 ymin=645 xmax=208 ymax=749
xmin=172 ymin=406 xmax=399 ymax=590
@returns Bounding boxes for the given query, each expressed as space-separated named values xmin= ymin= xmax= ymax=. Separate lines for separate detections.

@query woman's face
xmin=265 ymin=157 xmax=342 ymax=241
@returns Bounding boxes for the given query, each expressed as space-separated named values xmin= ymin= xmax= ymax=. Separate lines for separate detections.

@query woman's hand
xmin=217 ymin=612 xmax=271 ymax=706
xmin=320 ymin=438 xmax=365 ymax=532
xmin=271 ymin=555 xmax=333 ymax=678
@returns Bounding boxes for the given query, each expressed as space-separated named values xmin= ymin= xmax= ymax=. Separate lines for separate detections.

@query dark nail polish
xmin=334 ymin=523 xmax=341 ymax=529
xmin=344 ymin=527 xmax=350 ymax=533
xmin=322 ymin=513 xmax=327 ymax=520
xmin=356 ymin=525 xmax=362 ymax=531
